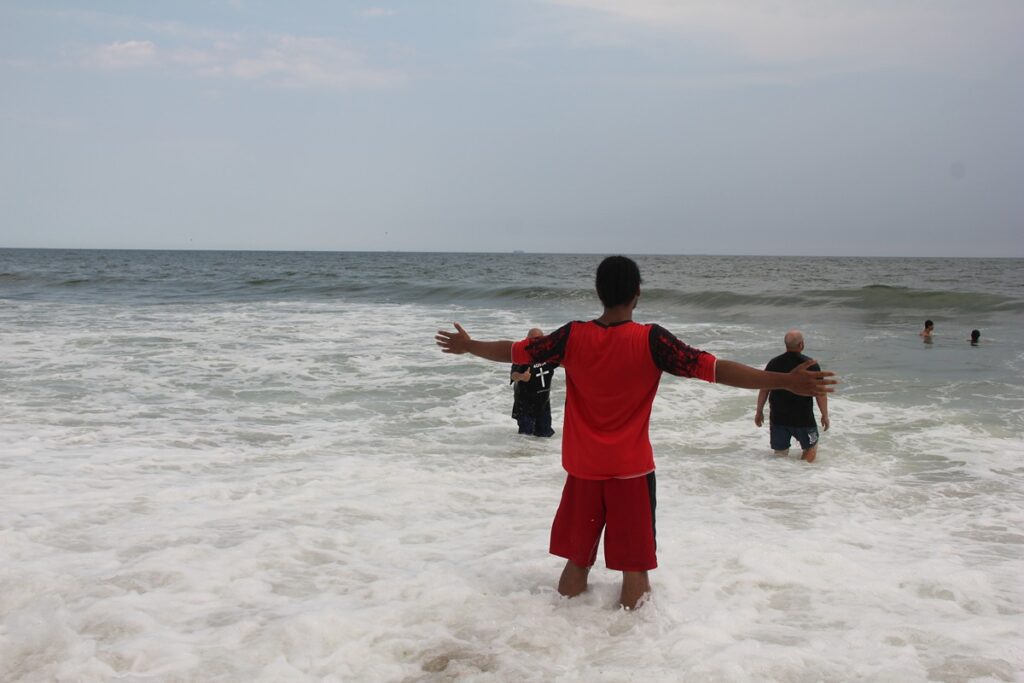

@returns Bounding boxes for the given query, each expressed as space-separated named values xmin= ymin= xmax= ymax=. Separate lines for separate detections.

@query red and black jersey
xmin=511 ymin=320 xmax=717 ymax=480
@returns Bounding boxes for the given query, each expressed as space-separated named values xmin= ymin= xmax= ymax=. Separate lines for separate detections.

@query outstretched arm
xmin=716 ymin=359 xmax=836 ymax=397
xmin=435 ymin=323 xmax=514 ymax=363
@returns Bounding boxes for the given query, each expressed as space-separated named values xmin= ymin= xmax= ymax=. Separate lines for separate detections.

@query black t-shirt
xmin=510 ymin=362 xmax=558 ymax=418
xmin=765 ymin=351 xmax=819 ymax=428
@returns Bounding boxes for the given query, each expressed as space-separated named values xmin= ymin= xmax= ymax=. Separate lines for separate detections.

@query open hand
xmin=435 ymin=322 xmax=472 ymax=354
xmin=788 ymin=359 xmax=837 ymax=397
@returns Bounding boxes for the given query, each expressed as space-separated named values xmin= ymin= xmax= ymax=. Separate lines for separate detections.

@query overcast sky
xmin=1 ymin=1 xmax=1021 ymax=256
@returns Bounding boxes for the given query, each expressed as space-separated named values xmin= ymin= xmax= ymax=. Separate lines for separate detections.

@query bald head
xmin=527 ymin=328 xmax=544 ymax=338
xmin=784 ymin=330 xmax=805 ymax=352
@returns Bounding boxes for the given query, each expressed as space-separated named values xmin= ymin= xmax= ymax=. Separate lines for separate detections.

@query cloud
xmin=544 ymin=0 xmax=1024 ymax=74
xmin=33 ymin=9 xmax=403 ymax=90
xmin=200 ymin=36 xmax=403 ymax=89
xmin=91 ymin=40 xmax=158 ymax=69
xmin=70 ymin=33 xmax=401 ymax=90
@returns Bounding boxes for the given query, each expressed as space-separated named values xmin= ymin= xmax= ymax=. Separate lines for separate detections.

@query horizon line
xmin=1 ymin=246 xmax=1022 ymax=260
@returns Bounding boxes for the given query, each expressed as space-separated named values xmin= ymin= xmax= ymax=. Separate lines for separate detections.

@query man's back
xmin=765 ymin=351 xmax=818 ymax=427
xmin=513 ymin=320 xmax=715 ymax=479
xmin=561 ymin=321 xmax=662 ymax=478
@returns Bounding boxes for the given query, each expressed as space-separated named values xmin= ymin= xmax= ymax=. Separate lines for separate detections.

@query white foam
xmin=1 ymin=300 xmax=1022 ymax=681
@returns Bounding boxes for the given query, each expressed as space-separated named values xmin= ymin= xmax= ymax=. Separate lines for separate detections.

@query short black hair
xmin=925 ymin=320 xmax=934 ymax=328
xmin=595 ymin=255 xmax=642 ymax=308
xmin=971 ymin=329 xmax=980 ymax=340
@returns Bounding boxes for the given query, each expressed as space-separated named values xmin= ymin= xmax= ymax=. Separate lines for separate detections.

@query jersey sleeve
xmin=511 ymin=323 xmax=572 ymax=365
xmin=649 ymin=324 xmax=717 ymax=382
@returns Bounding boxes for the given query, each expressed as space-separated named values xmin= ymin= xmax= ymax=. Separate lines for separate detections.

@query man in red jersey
xmin=435 ymin=255 xmax=836 ymax=610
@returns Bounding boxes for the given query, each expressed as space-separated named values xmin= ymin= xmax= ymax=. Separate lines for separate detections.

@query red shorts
xmin=549 ymin=473 xmax=657 ymax=571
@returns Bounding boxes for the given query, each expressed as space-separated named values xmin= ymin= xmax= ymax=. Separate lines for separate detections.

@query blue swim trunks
xmin=770 ymin=424 xmax=819 ymax=452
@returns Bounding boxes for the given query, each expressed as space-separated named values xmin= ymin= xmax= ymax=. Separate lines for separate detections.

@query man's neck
xmin=597 ymin=305 xmax=634 ymax=326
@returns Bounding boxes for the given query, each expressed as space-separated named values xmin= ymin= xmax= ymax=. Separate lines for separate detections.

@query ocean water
xmin=1 ymin=249 xmax=1022 ymax=683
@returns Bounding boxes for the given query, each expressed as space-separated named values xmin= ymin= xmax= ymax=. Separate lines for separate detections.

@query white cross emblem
xmin=534 ymin=363 xmax=552 ymax=388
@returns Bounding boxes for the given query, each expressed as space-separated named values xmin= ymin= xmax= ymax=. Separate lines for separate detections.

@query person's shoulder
xmin=643 ymin=321 xmax=681 ymax=335
xmin=530 ymin=321 xmax=580 ymax=338
xmin=641 ymin=322 xmax=678 ymax=342
xmin=798 ymin=352 xmax=821 ymax=370
xmin=559 ymin=320 xmax=587 ymax=337
xmin=533 ymin=321 xmax=580 ymax=350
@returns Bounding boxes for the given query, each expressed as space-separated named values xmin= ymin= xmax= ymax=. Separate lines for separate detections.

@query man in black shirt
xmin=754 ymin=330 xmax=830 ymax=463
xmin=511 ymin=328 xmax=558 ymax=437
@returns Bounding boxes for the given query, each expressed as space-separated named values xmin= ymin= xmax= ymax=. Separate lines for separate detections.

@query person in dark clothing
xmin=511 ymin=328 xmax=558 ymax=437
xmin=754 ymin=330 xmax=830 ymax=463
